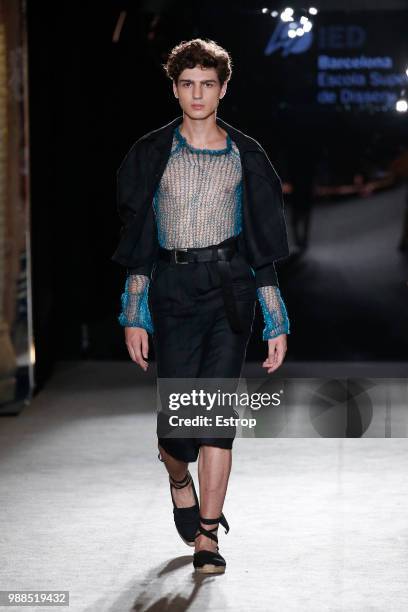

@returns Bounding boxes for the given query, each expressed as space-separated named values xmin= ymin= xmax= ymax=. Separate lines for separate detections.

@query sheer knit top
xmin=118 ymin=125 xmax=290 ymax=341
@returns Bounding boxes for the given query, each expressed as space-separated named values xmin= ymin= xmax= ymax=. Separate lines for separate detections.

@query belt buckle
xmin=174 ymin=248 xmax=189 ymax=264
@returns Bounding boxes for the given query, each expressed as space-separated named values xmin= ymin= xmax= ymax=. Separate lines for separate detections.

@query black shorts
xmin=148 ymin=235 xmax=256 ymax=463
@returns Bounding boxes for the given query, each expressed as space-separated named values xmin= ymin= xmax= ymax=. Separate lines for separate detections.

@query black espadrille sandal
xmin=169 ymin=470 xmax=200 ymax=547
xmin=193 ymin=514 xmax=230 ymax=574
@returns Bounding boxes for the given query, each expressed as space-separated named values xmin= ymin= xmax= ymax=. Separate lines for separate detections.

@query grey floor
xmin=278 ymin=183 xmax=408 ymax=361
xmin=0 ymin=361 xmax=407 ymax=612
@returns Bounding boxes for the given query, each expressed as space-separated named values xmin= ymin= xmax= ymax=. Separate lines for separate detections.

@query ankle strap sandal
xmin=193 ymin=514 xmax=230 ymax=574
xmin=169 ymin=470 xmax=200 ymax=547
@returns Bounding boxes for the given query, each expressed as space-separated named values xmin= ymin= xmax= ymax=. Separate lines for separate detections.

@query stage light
xmin=309 ymin=7 xmax=318 ymax=15
xmin=271 ymin=10 xmax=279 ymax=17
xmin=112 ymin=10 xmax=127 ymax=43
xmin=303 ymin=21 xmax=313 ymax=32
xmin=296 ymin=27 xmax=304 ymax=36
xmin=288 ymin=29 xmax=297 ymax=38
xmin=281 ymin=7 xmax=294 ymax=22
xmin=300 ymin=16 xmax=309 ymax=25
xmin=262 ymin=8 xmax=269 ymax=14
xmin=396 ymin=99 xmax=408 ymax=112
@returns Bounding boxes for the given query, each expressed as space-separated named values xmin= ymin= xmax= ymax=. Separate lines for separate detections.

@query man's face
xmin=173 ymin=65 xmax=227 ymax=119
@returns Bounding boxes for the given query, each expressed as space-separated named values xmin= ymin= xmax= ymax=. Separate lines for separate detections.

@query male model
xmin=112 ymin=38 xmax=290 ymax=574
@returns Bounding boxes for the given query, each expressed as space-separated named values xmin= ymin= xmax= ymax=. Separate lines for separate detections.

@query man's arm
xmin=256 ymin=285 xmax=290 ymax=340
xmin=249 ymin=263 xmax=290 ymax=341
xmin=118 ymin=272 xmax=153 ymax=334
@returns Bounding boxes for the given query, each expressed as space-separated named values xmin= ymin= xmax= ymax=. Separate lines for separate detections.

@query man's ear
xmin=220 ymin=82 xmax=228 ymax=100
xmin=173 ymin=80 xmax=178 ymax=99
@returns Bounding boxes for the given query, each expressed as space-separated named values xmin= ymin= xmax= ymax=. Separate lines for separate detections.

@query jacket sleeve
xmin=241 ymin=148 xmax=290 ymax=280
xmin=118 ymin=271 xmax=154 ymax=334
xmin=111 ymin=138 xmax=159 ymax=273
xmin=244 ymin=148 xmax=291 ymax=339
xmin=116 ymin=140 xmax=148 ymax=226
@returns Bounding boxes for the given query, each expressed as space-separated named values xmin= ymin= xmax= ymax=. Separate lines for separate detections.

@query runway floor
xmin=0 ymin=361 xmax=407 ymax=611
xmin=272 ymin=183 xmax=408 ymax=361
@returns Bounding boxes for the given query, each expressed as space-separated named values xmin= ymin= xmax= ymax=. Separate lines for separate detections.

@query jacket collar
xmin=143 ymin=115 xmax=264 ymax=157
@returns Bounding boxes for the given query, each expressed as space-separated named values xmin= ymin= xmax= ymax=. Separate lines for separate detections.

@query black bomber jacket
xmin=111 ymin=114 xmax=290 ymax=287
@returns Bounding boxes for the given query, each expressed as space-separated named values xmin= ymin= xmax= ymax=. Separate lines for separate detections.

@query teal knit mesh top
xmin=118 ymin=125 xmax=290 ymax=341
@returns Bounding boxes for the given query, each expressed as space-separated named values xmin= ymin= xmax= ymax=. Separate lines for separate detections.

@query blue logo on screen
xmin=265 ymin=21 xmax=313 ymax=57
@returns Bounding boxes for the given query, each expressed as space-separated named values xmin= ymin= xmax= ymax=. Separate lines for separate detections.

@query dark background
xmin=26 ymin=0 xmax=408 ymax=387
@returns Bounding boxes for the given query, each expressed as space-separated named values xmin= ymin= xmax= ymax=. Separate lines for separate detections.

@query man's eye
xmin=205 ymin=83 xmax=214 ymax=87
xmin=182 ymin=83 xmax=191 ymax=87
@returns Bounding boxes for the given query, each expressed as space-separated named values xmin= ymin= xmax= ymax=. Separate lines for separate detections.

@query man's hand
xmin=262 ymin=334 xmax=287 ymax=374
xmin=125 ymin=327 xmax=149 ymax=371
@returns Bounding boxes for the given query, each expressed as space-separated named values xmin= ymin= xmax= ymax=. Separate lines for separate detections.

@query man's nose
xmin=192 ymin=85 xmax=203 ymax=99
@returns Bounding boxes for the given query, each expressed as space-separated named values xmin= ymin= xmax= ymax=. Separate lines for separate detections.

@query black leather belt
xmin=158 ymin=236 xmax=243 ymax=334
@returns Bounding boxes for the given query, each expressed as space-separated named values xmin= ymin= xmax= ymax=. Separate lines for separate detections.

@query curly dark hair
xmin=163 ymin=38 xmax=233 ymax=86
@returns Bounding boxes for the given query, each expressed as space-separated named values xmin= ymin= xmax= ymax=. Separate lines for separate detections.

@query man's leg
xmin=196 ymin=445 xmax=232 ymax=552
xmin=193 ymin=295 xmax=255 ymax=554
xmin=158 ymin=443 xmax=197 ymax=508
